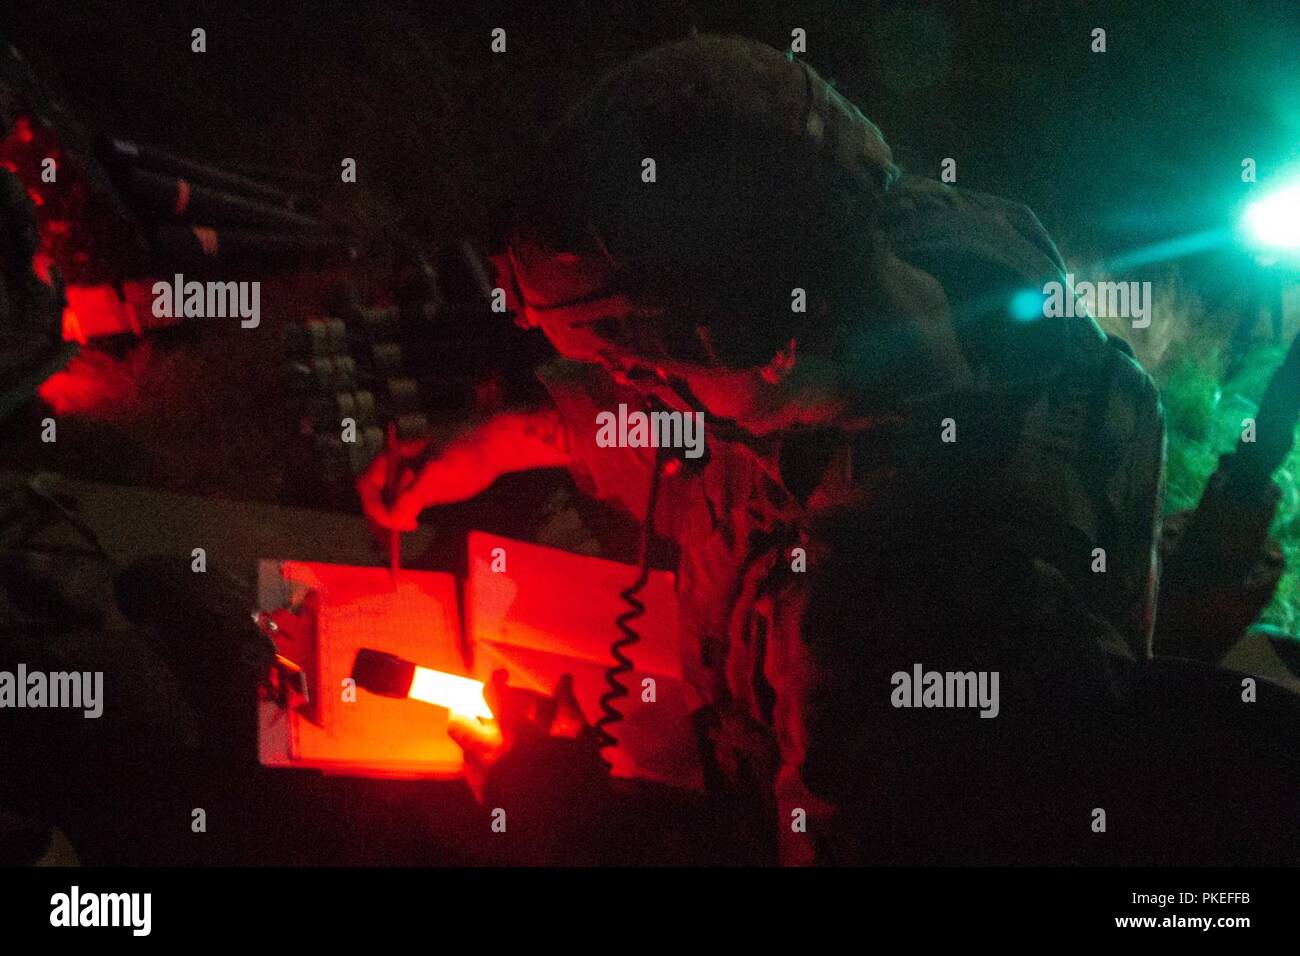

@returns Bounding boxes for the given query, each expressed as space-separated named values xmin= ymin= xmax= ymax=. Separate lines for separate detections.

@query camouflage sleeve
xmin=533 ymin=358 xmax=658 ymax=522
xmin=889 ymin=173 xmax=1163 ymax=656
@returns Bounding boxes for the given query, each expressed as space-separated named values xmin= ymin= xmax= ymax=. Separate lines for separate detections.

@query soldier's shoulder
xmin=888 ymin=172 xmax=1066 ymax=286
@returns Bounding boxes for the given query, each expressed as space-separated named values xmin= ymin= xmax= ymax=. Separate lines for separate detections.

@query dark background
xmin=6 ymin=0 xmax=1298 ymax=259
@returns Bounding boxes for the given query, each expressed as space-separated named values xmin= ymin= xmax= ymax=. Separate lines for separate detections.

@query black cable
xmin=594 ymin=446 xmax=666 ymax=751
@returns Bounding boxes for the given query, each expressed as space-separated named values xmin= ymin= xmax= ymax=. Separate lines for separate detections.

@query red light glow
xmin=408 ymin=666 xmax=494 ymax=719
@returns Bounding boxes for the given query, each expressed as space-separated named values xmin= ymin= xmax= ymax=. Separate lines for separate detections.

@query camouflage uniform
xmin=512 ymin=36 xmax=1165 ymax=864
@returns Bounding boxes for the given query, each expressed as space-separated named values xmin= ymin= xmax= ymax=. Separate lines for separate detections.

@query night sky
xmin=3 ymin=1 xmax=1298 ymax=279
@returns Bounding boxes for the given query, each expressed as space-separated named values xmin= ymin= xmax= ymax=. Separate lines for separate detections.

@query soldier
xmin=360 ymin=35 xmax=1167 ymax=864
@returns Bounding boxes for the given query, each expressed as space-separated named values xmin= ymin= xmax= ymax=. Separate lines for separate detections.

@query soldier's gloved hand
xmin=356 ymin=434 xmax=430 ymax=531
xmin=447 ymin=670 xmax=609 ymax=806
